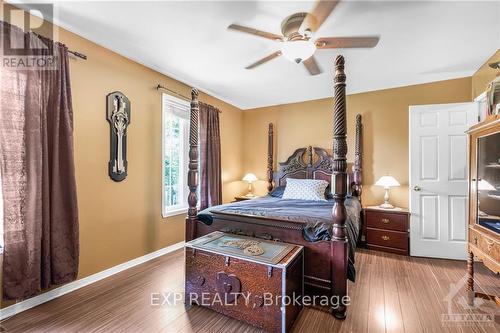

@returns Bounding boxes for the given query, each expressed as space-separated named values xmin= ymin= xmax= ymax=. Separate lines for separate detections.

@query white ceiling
xmin=14 ymin=1 xmax=500 ymax=109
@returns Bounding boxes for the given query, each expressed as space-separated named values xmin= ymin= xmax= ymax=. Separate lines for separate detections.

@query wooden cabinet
xmin=466 ymin=115 xmax=500 ymax=304
xmin=364 ymin=207 xmax=410 ymax=255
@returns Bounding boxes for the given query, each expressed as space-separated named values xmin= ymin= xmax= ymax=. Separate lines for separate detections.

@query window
xmin=162 ymin=93 xmax=190 ymax=217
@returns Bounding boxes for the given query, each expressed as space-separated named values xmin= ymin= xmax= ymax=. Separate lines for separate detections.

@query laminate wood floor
xmin=1 ymin=248 xmax=498 ymax=333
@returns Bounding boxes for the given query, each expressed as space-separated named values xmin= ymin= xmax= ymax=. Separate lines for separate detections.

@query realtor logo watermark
xmin=151 ymin=291 xmax=350 ymax=309
xmin=441 ymin=274 xmax=497 ymax=328
xmin=1 ymin=3 xmax=59 ymax=70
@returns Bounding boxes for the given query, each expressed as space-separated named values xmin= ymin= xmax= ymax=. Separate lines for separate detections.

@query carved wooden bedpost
xmin=353 ymin=114 xmax=363 ymax=198
xmin=186 ymin=88 xmax=199 ymax=242
xmin=331 ymin=55 xmax=349 ymax=319
xmin=267 ymin=123 xmax=274 ymax=192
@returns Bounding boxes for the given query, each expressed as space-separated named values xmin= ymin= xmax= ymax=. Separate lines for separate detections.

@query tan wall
xmin=471 ymin=49 xmax=500 ymax=99
xmin=243 ymin=77 xmax=472 ymax=209
xmin=1 ymin=4 xmax=244 ymax=306
xmin=70 ymin=34 xmax=245 ymax=279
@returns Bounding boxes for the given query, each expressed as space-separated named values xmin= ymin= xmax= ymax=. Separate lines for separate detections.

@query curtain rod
xmin=156 ymin=84 xmax=190 ymax=102
xmin=68 ymin=50 xmax=87 ymax=60
xmin=30 ymin=31 xmax=86 ymax=60
xmin=156 ymin=84 xmax=222 ymax=113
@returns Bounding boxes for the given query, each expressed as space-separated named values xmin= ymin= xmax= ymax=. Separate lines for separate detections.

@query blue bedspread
xmin=197 ymin=195 xmax=361 ymax=281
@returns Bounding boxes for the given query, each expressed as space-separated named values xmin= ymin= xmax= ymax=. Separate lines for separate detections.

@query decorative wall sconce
xmin=107 ymin=91 xmax=130 ymax=182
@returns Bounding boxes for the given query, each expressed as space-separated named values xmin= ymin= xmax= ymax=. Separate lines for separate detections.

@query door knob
xmin=413 ymin=186 xmax=422 ymax=191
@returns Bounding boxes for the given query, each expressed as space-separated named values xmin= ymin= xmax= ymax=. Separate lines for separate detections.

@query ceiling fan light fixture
xmin=280 ymin=40 xmax=316 ymax=64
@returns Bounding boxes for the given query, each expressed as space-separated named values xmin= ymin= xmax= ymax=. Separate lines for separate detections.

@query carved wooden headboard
xmin=267 ymin=114 xmax=363 ymax=197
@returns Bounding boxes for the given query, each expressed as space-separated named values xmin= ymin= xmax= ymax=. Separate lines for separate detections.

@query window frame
xmin=161 ymin=93 xmax=191 ymax=218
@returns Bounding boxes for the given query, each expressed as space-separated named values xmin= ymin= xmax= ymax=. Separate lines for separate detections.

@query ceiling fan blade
xmin=303 ymin=56 xmax=322 ymax=75
xmin=300 ymin=0 xmax=340 ymax=33
xmin=228 ymin=24 xmax=283 ymax=41
xmin=246 ymin=51 xmax=282 ymax=69
xmin=316 ymin=36 xmax=380 ymax=48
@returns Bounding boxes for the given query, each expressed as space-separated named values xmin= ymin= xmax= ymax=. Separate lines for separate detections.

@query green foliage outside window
xmin=164 ymin=115 xmax=182 ymax=207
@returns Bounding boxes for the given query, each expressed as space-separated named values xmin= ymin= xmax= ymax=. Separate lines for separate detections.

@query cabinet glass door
xmin=476 ymin=132 xmax=500 ymax=234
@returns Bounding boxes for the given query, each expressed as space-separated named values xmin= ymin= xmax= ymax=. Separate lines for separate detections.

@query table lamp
xmin=243 ymin=173 xmax=258 ymax=197
xmin=375 ymin=176 xmax=400 ymax=209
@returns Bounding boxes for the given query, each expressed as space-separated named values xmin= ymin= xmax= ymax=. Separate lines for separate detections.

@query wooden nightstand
xmin=363 ymin=206 xmax=410 ymax=255
xmin=233 ymin=196 xmax=258 ymax=202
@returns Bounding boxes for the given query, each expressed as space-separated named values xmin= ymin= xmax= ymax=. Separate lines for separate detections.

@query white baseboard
xmin=0 ymin=241 xmax=185 ymax=320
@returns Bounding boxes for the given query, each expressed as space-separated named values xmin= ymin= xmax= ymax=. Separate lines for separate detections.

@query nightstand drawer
xmin=365 ymin=211 xmax=407 ymax=232
xmin=367 ymin=228 xmax=408 ymax=251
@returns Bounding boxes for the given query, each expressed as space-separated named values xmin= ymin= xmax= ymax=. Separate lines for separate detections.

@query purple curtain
xmin=199 ymin=102 xmax=221 ymax=210
xmin=0 ymin=21 xmax=79 ymax=300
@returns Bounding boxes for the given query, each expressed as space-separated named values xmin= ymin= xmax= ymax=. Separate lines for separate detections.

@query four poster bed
xmin=185 ymin=56 xmax=362 ymax=319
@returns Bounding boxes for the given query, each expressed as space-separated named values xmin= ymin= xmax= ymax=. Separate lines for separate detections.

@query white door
xmin=409 ymin=103 xmax=478 ymax=260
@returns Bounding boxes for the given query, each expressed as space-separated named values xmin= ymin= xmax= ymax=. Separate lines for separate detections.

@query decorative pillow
xmin=269 ymin=186 xmax=286 ymax=198
xmin=272 ymin=184 xmax=333 ymax=199
xmin=282 ymin=178 xmax=329 ymax=201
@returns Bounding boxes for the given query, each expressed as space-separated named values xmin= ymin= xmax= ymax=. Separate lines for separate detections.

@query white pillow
xmin=282 ymin=178 xmax=329 ymax=201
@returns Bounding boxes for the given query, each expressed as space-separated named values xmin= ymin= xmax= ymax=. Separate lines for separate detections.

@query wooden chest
xmin=185 ymin=232 xmax=303 ymax=333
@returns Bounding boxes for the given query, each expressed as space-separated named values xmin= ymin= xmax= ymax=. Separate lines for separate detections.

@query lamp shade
xmin=478 ymin=179 xmax=496 ymax=191
xmin=242 ymin=173 xmax=258 ymax=183
xmin=375 ymin=176 xmax=400 ymax=188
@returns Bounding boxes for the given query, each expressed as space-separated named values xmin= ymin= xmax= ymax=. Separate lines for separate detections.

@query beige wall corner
xmin=471 ymin=49 xmax=500 ymax=99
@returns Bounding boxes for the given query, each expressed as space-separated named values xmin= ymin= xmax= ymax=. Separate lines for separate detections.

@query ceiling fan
xmin=228 ymin=0 xmax=379 ymax=75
